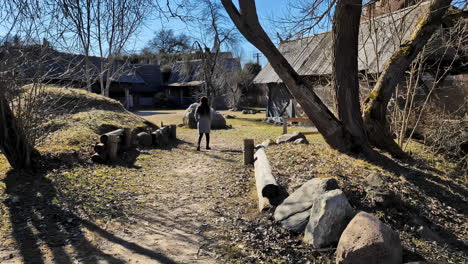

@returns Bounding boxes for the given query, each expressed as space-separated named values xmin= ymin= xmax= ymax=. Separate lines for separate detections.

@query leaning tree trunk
xmin=222 ymin=0 xmax=365 ymax=154
xmin=363 ymin=0 xmax=452 ymax=158
xmin=0 ymin=96 xmax=35 ymax=169
xmin=332 ymin=0 xmax=372 ymax=154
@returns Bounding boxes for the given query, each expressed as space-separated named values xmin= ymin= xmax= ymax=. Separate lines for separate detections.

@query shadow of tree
xmin=3 ymin=168 xmax=177 ymax=264
xmin=371 ymin=153 xmax=468 ymax=214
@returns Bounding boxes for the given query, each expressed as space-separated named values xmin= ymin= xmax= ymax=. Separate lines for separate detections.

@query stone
xmin=274 ymin=178 xmax=339 ymax=232
xmin=294 ymin=138 xmax=309 ymax=145
xmin=336 ymin=212 xmax=403 ymax=264
xmin=182 ymin=103 xmax=227 ymax=129
xmin=261 ymin=139 xmax=276 ymax=148
xmin=242 ymin=110 xmax=249 ymax=114
xmin=303 ymin=189 xmax=354 ymax=248
xmin=276 ymin=132 xmax=307 ymax=144
xmin=211 ymin=111 xmax=227 ymax=129
xmin=365 ymin=173 xmax=394 ymax=207
xmin=183 ymin=103 xmax=199 ymax=128
xmin=225 ymin=114 xmax=236 ymax=119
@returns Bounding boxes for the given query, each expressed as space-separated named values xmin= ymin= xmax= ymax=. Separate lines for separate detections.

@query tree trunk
xmin=0 ymin=96 xmax=35 ymax=169
xmin=332 ymin=0 xmax=372 ymax=153
xmin=363 ymin=0 xmax=452 ymax=158
xmin=222 ymin=0 xmax=362 ymax=153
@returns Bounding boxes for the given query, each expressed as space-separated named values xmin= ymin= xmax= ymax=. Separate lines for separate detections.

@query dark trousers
xmin=197 ymin=133 xmax=210 ymax=148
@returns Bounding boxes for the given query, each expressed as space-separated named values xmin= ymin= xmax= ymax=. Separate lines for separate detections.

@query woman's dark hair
xmin=196 ymin=96 xmax=210 ymax=116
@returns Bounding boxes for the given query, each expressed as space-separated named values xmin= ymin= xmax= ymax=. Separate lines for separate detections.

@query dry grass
xmin=0 ymin=93 xmax=466 ymax=263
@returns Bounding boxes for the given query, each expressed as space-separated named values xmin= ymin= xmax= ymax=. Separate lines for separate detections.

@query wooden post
xmin=283 ymin=118 xmax=287 ymax=135
xmin=243 ymin=139 xmax=254 ymax=165
xmin=170 ymin=124 xmax=177 ymax=139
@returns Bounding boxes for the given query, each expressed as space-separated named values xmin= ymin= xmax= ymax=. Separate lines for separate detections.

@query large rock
xmin=294 ymin=138 xmax=309 ymax=145
xmin=303 ymin=189 xmax=354 ymax=248
xmin=276 ymin=132 xmax=306 ymax=144
xmin=261 ymin=139 xmax=276 ymax=148
xmin=274 ymin=178 xmax=339 ymax=232
xmin=336 ymin=212 xmax=403 ymax=264
xmin=183 ymin=103 xmax=227 ymax=129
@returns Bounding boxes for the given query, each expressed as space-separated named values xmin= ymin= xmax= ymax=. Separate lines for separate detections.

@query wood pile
xmin=92 ymin=124 xmax=177 ymax=164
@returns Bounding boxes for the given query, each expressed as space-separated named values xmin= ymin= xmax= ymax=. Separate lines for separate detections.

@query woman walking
xmin=195 ymin=97 xmax=212 ymax=151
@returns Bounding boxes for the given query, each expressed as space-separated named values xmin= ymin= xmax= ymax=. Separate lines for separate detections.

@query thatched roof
xmin=0 ymin=45 xmax=146 ymax=84
xmin=254 ymin=2 xmax=430 ymax=84
xmin=166 ymin=57 xmax=241 ymax=86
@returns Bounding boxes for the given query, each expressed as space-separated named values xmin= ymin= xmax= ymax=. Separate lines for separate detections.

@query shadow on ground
xmin=3 ymin=168 xmax=178 ymax=264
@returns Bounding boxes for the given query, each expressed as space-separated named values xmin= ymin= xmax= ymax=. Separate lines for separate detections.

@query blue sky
xmin=131 ymin=1 xmax=294 ymax=66
xmin=0 ymin=1 xmax=305 ymax=67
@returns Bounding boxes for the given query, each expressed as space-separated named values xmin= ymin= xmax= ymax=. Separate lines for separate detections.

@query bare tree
xmin=54 ymin=0 xmax=151 ymax=97
xmin=193 ymin=0 xmax=240 ymax=104
xmin=362 ymin=0 xmax=453 ymax=157
xmin=332 ymin=0 xmax=371 ymax=152
xmin=146 ymin=29 xmax=191 ymax=54
xmin=222 ymin=0 xmax=372 ymax=155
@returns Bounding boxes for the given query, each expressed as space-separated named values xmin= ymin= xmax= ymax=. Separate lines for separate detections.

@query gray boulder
xmin=261 ymin=139 xmax=276 ymax=148
xmin=276 ymin=132 xmax=306 ymax=144
xmin=294 ymin=138 xmax=309 ymax=145
xmin=303 ymin=189 xmax=354 ymax=248
xmin=274 ymin=178 xmax=339 ymax=232
xmin=183 ymin=103 xmax=227 ymax=129
xmin=336 ymin=212 xmax=402 ymax=264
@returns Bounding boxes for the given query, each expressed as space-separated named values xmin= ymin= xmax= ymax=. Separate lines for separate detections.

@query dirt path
xmin=79 ymin=111 xmax=253 ymax=263
xmin=1 ymin=110 xmax=268 ymax=264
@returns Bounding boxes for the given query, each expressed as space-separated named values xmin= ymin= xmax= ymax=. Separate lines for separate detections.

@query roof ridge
xmin=281 ymin=1 xmax=430 ymax=44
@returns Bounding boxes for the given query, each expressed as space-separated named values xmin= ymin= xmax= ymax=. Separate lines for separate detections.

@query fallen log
xmin=100 ymin=129 xmax=124 ymax=144
xmin=254 ymin=148 xmax=287 ymax=211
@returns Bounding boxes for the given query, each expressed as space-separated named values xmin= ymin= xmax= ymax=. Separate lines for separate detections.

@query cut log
xmin=153 ymin=127 xmax=170 ymax=146
xmin=123 ymin=127 xmax=134 ymax=149
xmin=106 ymin=135 xmax=121 ymax=162
xmin=100 ymin=129 xmax=124 ymax=144
xmin=169 ymin=124 xmax=177 ymax=139
xmin=243 ymin=139 xmax=255 ymax=165
xmin=137 ymin=132 xmax=152 ymax=147
xmin=91 ymin=153 xmax=107 ymax=164
xmin=161 ymin=126 xmax=171 ymax=138
xmin=94 ymin=143 xmax=106 ymax=154
xmin=254 ymin=148 xmax=287 ymax=211
xmin=151 ymin=130 xmax=164 ymax=147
